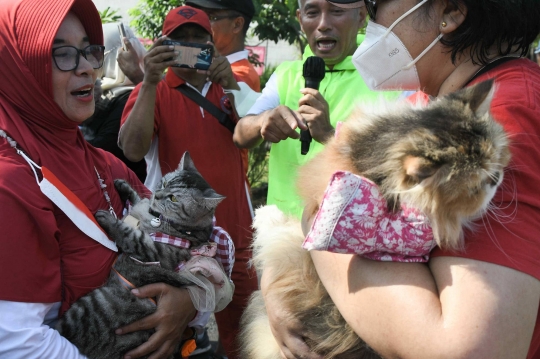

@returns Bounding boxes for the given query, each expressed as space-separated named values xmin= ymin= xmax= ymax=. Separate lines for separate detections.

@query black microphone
xmin=301 ymin=56 xmax=326 ymax=155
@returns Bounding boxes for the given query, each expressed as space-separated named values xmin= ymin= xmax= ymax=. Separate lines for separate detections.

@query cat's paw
xmin=114 ymin=179 xmax=140 ymax=205
xmin=95 ymin=209 xmax=117 ymax=230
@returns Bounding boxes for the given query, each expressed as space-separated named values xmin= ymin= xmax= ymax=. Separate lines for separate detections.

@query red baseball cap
xmin=162 ymin=6 xmax=212 ymax=36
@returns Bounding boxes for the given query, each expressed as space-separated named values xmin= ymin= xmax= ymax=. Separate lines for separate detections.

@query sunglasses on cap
xmin=364 ymin=0 xmax=377 ymax=20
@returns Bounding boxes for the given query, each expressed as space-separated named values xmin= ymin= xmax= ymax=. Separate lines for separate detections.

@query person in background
xmin=81 ymin=23 xmax=147 ymax=183
xmin=185 ymin=0 xmax=261 ymax=92
xmin=186 ymin=0 xmax=260 ymax=187
xmin=119 ymin=6 xmax=258 ymax=358
xmin=0 ymin=0 xmax=195 ymax=358
xmin=233 ymin=0 xmax=397 ymax=218
xmin=262 ymin=0 xmax=540 ymax=358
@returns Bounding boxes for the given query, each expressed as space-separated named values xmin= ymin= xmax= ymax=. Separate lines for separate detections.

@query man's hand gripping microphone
xmin=301 ymin=56 xmax=326 ymax=155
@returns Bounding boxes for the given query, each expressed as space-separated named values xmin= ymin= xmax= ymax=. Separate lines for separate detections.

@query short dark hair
xmin=424 ymin=0 xmax=540 ymax=65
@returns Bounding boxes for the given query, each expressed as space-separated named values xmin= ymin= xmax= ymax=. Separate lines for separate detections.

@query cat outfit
xmin=0 ymin=0 xmax=148 ymax=357
xmin=303 ymin=171 xmax=436 ymax=262
xmin=121 ymin=60 xmax=258 ymax=357
xmin=246 ymin=35 xmax=398 ymax=218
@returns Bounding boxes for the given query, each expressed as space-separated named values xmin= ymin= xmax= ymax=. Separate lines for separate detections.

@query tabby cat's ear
xmin=204 ymin=191 xmax=226 ymax=209
xmin=403 ymin=155 xmax=440 ymax=183
xmin=468 ymin=79 xmax=495 ymax=119
xmin=178 ymin=151 xmax=200 ymax=173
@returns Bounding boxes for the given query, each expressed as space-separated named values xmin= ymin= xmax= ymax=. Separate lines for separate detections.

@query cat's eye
xmin=170 ymin=195 xmax=178 ymax=202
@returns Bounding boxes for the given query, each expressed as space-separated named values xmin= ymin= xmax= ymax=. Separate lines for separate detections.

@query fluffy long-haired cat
xmin=240 ymin=80 xmax=511 ymax=358
xmin=57 ymin=152 xmax=233 ymax=359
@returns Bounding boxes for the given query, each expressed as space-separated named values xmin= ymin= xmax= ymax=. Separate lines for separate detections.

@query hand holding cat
xmin=258 ymin=105 xmax=308 ymax=143
xmin=261 ymin=268 xmax=325 ymax=359
xmin=298 ymin=88 xmax=333 ymax=143
xmin=117 ymin=284 xmax=196 ymax=359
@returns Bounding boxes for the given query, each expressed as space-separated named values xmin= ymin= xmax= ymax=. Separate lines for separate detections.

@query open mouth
xmin=317 ymin=40 xmax=337 ymax=51
xmin=71 ymin=86 xmax=93 ymax=98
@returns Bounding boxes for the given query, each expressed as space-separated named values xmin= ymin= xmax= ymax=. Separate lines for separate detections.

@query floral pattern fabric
xmin=302 ymin=171 xmax=436 ymax=262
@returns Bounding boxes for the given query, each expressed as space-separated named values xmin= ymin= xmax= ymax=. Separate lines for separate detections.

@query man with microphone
xmin=233 ymin=0 xmax=393 ymax=218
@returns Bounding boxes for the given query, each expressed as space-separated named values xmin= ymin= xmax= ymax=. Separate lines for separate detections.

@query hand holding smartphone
xmin=118 ymin=23 xmax=128 ymax=51
xmin=163 ymin=40 xmax=213 ymax=71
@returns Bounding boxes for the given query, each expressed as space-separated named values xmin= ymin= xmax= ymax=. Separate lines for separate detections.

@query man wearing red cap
xmin=119 ymin=6 xmax=257 ymax=359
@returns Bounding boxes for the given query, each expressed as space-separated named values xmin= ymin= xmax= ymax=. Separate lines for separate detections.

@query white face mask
xmin=352 ymin=0 xmax=442 ymax=91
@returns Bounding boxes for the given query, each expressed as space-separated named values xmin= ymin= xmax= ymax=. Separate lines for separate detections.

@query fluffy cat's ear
xmin=178 ymin=151 xmax=200 ymax=173
xmin=467 ymin=79 xmax=495 ymax=119
xmin=403 ymin=155 xmax=440 ymax=183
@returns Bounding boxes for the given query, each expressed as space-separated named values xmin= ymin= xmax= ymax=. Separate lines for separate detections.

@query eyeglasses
xmin=52 ymin=45 xmax=105 ymax=72
xmin=365 ymin=0 xmax=377 ymax=20
xmin=207 ymin=13 xmax=240 ymax=22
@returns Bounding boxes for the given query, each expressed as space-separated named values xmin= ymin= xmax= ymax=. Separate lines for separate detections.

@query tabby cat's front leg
xmin=114 ymin=179 xmax=141 ymax=206
xmin=95 ymin=210 xmax=160 ymax=263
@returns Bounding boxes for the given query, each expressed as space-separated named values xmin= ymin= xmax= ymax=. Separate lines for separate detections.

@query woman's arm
xmin=0 ymin=301 xmax=88 ymax=359
xmin=311 ymin=252 xmax=540 ymax=359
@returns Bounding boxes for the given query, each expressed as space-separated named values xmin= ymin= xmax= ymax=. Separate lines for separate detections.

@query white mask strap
xmin=403 ymin=33 xmax=443 ymax=70
xmin=0 ymin=129 xmax=41 ymax=185
xmin=385 ymin=0 xmax=429 ymax=36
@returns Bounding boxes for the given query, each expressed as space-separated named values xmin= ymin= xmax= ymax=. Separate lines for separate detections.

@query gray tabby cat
xmin=240 ymin=80 xmax=511 ymax=359
xmin=56 ymin=151 xmax=226 ymax=359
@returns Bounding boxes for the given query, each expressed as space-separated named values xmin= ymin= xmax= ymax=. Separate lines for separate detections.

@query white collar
xmin=226 ymin=50 xmax=249 ymax=64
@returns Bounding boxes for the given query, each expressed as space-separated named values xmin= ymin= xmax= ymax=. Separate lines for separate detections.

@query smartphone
xmin=163 ymin=40 xmax=213 ymax=71
xmin=118 ymin=23 xmax=127 ymax=51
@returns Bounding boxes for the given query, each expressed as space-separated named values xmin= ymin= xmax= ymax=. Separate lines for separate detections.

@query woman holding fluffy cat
xmin=0 ymin=0 xmax=198 ymax=358
xmin=262 ymin=0 xmax=540 ymax=358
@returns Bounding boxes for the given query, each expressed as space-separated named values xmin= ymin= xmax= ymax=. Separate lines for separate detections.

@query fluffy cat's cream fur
xmin=240 ymin=80 xmax=511 ymax=358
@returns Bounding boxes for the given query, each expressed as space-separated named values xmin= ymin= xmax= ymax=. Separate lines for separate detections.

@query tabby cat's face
xmin=151 ymin=169 xmax=223 ymax=230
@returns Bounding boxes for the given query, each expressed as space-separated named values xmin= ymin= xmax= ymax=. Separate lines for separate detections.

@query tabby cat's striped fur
xmin=56 ymin=152 xmax=225 ymax=359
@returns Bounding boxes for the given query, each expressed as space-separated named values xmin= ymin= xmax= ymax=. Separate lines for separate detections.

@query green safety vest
xmin=267 ymin=35 xmax=399 ymax=217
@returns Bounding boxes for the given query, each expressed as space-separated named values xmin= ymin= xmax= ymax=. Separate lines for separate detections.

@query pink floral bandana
xmin=302 ymin=171 xmax=436 ymax=262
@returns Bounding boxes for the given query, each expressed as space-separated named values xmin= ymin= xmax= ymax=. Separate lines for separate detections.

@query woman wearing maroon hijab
xmin=0 ymin=0 xmax=195 ymax=357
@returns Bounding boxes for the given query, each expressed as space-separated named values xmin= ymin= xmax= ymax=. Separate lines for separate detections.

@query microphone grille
xmin=303 ymin=56 xmax=326 ymax=81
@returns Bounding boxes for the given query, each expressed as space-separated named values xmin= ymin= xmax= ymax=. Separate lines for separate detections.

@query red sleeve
xmin=432 ymin=60 xmax=540 ymax=282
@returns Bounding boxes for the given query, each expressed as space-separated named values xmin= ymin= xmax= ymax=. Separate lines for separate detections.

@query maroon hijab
xmin=0 ymin=0 xmax=102 ymax=174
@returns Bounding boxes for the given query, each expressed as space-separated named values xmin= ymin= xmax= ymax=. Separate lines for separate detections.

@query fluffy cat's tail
xmin=239 ymin=205 xmax=312 ymax=359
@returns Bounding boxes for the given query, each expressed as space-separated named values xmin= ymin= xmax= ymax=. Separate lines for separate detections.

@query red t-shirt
xmin=121 ymin=70 xmax=253 ymax=254
xmin=0 ymin=145 xmax=146 ymax=314
xmin=424 ymin=58 xmax=540 ymax=358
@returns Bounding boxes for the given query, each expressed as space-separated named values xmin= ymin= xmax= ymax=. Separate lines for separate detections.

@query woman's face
xmin=52 ymin=13 xmax=97 ymax=123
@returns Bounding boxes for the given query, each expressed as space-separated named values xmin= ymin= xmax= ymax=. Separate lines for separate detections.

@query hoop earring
xmin=441 ymin=21 xmax=447 ymax=28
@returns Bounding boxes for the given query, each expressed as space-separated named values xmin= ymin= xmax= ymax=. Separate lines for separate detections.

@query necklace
xmin=94 ymin=166 xmax=117 ymax=219
xmin=464 ymin=55 xmax=521 ymax=87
